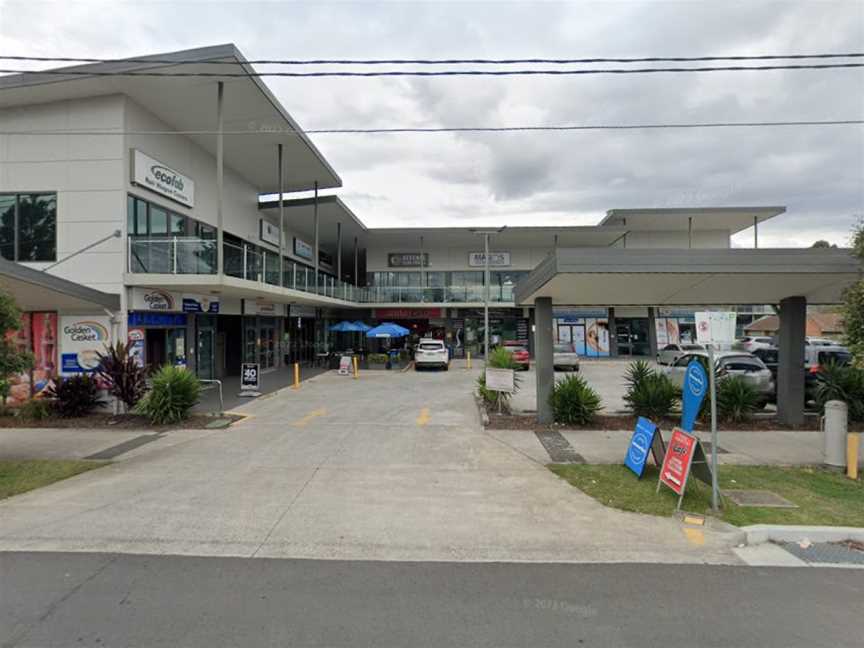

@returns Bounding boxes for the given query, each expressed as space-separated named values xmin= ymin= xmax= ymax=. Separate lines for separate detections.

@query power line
xmin=2 ymin=52 xmax=862 ymax=65
xmin=0 ymin=119 xmax=860 ymax=137
xmin=1 ymin=63 xmax=863 ymax=78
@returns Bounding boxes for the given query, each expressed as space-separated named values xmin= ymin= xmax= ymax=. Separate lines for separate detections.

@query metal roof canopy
xmin=363 ymin=226 xmax=629 ymax=248
xmin=599 ymin=206 xmax=785 ymax=233
xmin=0 ymin=44 xmax=340 ymax=193
xmin=514 ymin=248 xmax=861 ymax=306
xmin=0 ymin=259 xmax=120 ymax=312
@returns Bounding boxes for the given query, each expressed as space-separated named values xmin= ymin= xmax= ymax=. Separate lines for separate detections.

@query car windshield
xmin=554 ymin=344 xmax=574 ymax=353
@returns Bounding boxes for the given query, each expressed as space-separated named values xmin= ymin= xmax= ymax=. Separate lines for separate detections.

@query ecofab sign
xmin=132 ymin=149 xmax=195 ymax=208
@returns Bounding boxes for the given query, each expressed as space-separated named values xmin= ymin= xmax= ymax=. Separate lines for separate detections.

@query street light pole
xmin=484 ymin=232 xmax=490 ymax=361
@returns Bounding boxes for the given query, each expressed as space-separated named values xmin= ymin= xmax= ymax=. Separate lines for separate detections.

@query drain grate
xmin=535 ymin=430 xmax=584 ymax=464
xmin=723 ymin=489 xmax=798 ymax=508
xmin=85 ymin=434 xmax=163 ymax=460
xmin=780 ymin=541 xmax=864 ymax=565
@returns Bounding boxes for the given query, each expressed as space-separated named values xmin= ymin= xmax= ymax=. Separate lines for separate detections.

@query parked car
xmin=665 ymin=351 xmax=775 ymax=406
xmin=734 ymin=336 xmax=775 ymax=353
xmin=751 ymin=347 xmax=779 ymax=384
xmin=806 ymin=337 xmax=839 ymax=347
xmin=502 ymin=341 xmax=530 ymax=370
xmin=656 ymin=342 xmax=705 ymax=366
xmin=804 ymin=344 xmax=852 ymax=401
xmin=553 ymin=343 xmax=580 ymax=371
xmin=414 ymin=338 xmax=449 ymax=370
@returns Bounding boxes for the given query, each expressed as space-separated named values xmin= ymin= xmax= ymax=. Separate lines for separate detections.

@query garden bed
xmin=0 ymin=412 xmax=244 ymax=430
xmin=487 ymin=412 xmax=864 ymax=432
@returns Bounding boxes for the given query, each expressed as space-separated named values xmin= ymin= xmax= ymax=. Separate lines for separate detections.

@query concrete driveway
xmin=0 ymin=363 xmax=740 ymax=563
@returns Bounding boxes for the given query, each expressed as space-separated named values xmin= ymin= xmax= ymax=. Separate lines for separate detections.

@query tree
xmin=0 ymin=289 xmax=34 ymax=404
xmin=842 ymin=221 xmax=864 ymax=366
xmin=812 ymin=240 xmax=837 ymax=249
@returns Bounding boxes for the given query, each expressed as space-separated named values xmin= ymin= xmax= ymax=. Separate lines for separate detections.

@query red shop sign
xmin=373 ymin=308 xmax=443 ymax=319
xmin=657 ymin=427 xmax=697 ymax=500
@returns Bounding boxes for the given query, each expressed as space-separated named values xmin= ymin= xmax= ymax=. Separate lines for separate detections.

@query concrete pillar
xmin=336 ymin=222 xmax=342 ymax=281
xmin=647 ymin=307 xmax=658 ymax=360
xmin=535 ymin=297 xmax=554 ymax=424
xmin=216 ymin=82 xmax=224 ymax=275
xmin=608 ymin=307 xmax=618 ymax=357
xmin=777 ymin=296 xmax=807 ymax=425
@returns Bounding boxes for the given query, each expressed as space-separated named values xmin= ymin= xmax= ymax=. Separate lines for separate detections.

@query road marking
xmin=416 ymin=407 xmax=431 ymax=426
xmin=293 ymin=408 xmax=327 ymax=428
xmin=683 ymin=527 xmax=705 ymax=546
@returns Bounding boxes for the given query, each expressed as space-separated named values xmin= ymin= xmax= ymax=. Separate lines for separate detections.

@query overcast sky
xmin=1 ymin=0 xmax=863 ymax=246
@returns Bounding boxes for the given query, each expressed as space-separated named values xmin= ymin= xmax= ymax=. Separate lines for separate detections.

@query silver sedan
xmin=553 ymin=343 xmax=580 ymax=371
xmin=664 ymin=351 xmax=774 ymax=405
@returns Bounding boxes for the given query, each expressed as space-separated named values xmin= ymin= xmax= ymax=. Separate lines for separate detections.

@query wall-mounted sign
xmin=131 ymin=149 xmax=194 ymax=208
xmin=259 ymin=219 xmax=281 ymax=247
xmin=373 ymin=307 xmax=443 ymax=319
xmin=60 ymin=316 xmax=112 ymax=375
xmin=290 ymin=304 xmax=316 ymax=318
xmin=319 ymin=249 xmax=334 ymax=271
xmin=244 ymin=299 xmax=284 ymax=316
xmin=182 ymin=294 xmax=220 ymax=314
xmin=388 ymin=253 xmax=429 ymax=268
xmin=127 ymin=328 xmax=145 ymax=367
xmin=131 ymin=288 xmax=181 ymax=312
xmin=128 ymin=312 xmax=187 ymax=327
xmin=468 ymin=251 xmax=511 ymax=267
xmin=294 ymin=237 xmax=313 ymax=261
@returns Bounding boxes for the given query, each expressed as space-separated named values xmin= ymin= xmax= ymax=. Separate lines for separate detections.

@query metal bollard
xmin=466 ymin=352 xmax=472 ymax=369
xmin=848 ymin=433 xmax=860 ymax=480
xmin=352 ymin=355 xmax=359 ymax=379
xmin=293 ymin=362 xmax=300 ymax=389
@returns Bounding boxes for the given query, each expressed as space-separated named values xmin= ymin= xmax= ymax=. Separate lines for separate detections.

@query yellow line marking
xmin=416 ymin=407 xmax=431 ymax=427
xmin=293 ymin=407 xmax=327 ymax=428
xmin=683 ymin=527 xmax=705 ymax=546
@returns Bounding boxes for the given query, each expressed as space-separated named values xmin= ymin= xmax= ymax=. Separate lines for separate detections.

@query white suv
xmin=414 ymin=339 xmax=449 ymax=370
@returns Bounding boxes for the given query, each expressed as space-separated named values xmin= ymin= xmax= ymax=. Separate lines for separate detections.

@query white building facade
xmin=0 ymin=45 xmax=785 ymax=393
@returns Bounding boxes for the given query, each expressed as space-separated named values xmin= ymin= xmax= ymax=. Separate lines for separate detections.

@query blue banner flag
xmin=681 ymin=359 xmax=708 ymax=432
xmin=625 ymin=417 xmax=658 ymax=477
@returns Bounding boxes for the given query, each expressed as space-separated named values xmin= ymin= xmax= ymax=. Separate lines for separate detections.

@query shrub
xmin=549 ymin=374 xmax=603 ymax=425
xmin=96 ymin=342 xmax=148 ymax=412
xmin=624 ymin=371 xmax=679 ymax=420
xmin=135 ymin=365 xmax=201 ymax=425
xmin=623 ymin=360 xmax=653 ymax=391
xmin=45 ymin=374 xmax=105 ymax=417
xmin=815 ymin=362 xmax=864 ymax=422
xmin=715 ymin=376 xmax=761 ymax=423
xmin=367 ymin=353 xmax=389 ymax=365
xmin=18 ymin=398 xmax=52 ymax=421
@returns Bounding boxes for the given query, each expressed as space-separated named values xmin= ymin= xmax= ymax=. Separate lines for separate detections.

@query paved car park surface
xmin=0 ymin=362 xmax=740 ymax=564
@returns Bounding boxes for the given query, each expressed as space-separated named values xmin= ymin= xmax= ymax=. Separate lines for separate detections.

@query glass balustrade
xmin=128 ymin=238 xmax=517 ymax=304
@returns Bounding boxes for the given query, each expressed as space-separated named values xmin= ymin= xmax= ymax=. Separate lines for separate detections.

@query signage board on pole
xmin=624 ymin=417 xmax=665 ymax=478
xmin=240 ymin=362 xmax=261 ymax=397
xmin=695 ymin=311 xmax=736 ymax=345
xmin=485 ymin=368 xmax=515 ymax=393
xmin=681 ymin=359 xmax=708 ymax=432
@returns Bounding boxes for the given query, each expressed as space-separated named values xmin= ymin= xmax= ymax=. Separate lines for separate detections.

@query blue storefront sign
xmin=182 ymin=297 xmax=219 ymax=313
xmin=625 ymin=416 xmax=658 ymax=477
xmin=681 ymin=359 xmax=708 ymax=432
xmin=128 ymin=312 xmax=188 ymax=327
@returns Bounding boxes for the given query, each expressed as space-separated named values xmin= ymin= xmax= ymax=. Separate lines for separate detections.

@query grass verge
xmin=0 ymin=460 xmax=106 ymax=500
xmin=549 ymin=463 xmax=864 ymax=527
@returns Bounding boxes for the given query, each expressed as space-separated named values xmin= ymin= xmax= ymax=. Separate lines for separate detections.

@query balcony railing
xmin=127 ymin=238 xmax=517 ymax=305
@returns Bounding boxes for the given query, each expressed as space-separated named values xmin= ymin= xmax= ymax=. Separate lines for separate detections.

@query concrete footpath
xmin=0 ymin=363 xmax=742 ymax=564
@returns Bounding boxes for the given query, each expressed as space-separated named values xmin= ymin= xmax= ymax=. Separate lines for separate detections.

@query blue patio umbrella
xmin=329 ymin=320 xmax=361 ymax=332
xmin=352 ymin=321 xmax=372 ymax=332
xmin=366 ymin=322 xmax=410 ymax=338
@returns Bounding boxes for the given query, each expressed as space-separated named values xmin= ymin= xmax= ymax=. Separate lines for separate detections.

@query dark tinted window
xmin=0 ymin=193 xmax=56 ymax=262
xmin=149 ymin=205 xmax=168 ymax=234
xmin=819 ymin=351 xmax=851 ymax=366
xmin=662 ymin=344 xmax=679 ymax=351
xmin=723 ymin=361 xmax=763 ymax=372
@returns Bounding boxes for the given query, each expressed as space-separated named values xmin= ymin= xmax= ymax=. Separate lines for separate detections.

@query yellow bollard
xmin=352 ymin=355 xmax=359 ymax=379
xmin=466 ymin=351 xmax=472 ymax=369
xmin=292 ymin=362 xmax=300 ymax=389
xmin=848 ymin=432 xmax=860 ymax=480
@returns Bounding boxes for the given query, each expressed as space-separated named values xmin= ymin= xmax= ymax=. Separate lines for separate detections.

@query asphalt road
xmin=2 ymin=553 xmax=861 ymax=647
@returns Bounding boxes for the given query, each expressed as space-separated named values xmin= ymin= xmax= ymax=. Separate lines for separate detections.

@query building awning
xmin=599 ymin=206 xmax=785 ymax=233
xmin=514 ymin=248 xmax=861 ymax=306
xmin=0 ymin=259 xmax=120 ymax=312
xmin=0 ymin=44 xmax=340 ymax=193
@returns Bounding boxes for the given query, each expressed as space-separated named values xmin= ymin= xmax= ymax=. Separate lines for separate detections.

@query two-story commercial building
xmin=1 ymin=44 xmax=859 ymax=423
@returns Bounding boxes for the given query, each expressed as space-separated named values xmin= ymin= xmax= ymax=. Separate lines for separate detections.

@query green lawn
xmin=549 ymin=463 xmax=864 ymax=527
xmin=0 ymin=460 xmax=106 ymax=500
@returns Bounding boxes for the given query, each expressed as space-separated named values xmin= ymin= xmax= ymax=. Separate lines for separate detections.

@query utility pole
xmin=470 ymin=226 xmax=506 ymax=363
